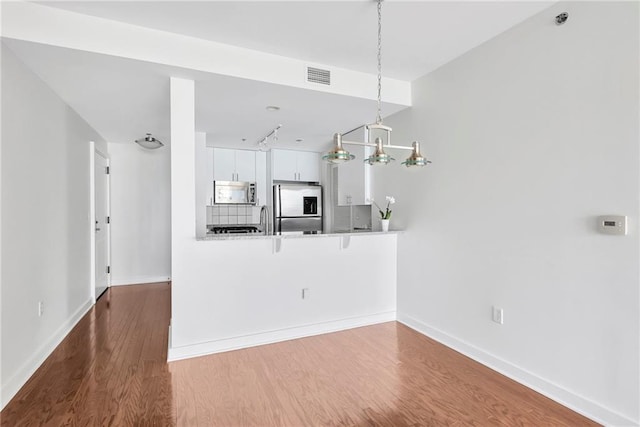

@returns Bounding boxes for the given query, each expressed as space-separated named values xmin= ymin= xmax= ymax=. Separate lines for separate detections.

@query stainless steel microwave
xmin=213 ymin=181 xmax=257 ymax=205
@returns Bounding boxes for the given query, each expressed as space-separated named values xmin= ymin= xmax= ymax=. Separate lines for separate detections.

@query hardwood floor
xmin=1 ymin=283 xmax=598 ymax=426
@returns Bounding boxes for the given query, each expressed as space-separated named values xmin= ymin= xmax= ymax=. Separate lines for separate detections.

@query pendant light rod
xmin=341 ymin=124 xmax=366 ymax=136
xmin=338 ymin=138 xmax=413 ymax=151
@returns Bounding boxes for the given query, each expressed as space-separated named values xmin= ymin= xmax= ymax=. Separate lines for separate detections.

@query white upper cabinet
xmin=272 ymin=149 xmax=320 ymax=182
xmin=213 ymin=148 xmax=256 ymax=182
xmin=212 ymin=148 xmax=235 ymax=181
xmin=235 ymin=149 xmax=256 ymax=182
xmin=297 ymin=151 xmax=321 ymax=182
xmin=271 ymin=149 xmax=298 ymax=181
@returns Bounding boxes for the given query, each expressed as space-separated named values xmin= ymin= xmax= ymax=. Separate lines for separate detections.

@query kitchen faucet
xmin=259 ymin=205 xmax=271 ymax=235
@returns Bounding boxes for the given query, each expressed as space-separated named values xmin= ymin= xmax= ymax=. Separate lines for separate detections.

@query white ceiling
xmin=36 ymin=1 xmax=554 ymax=81
xmin=5 ymin=1 xmax=555 ymax=151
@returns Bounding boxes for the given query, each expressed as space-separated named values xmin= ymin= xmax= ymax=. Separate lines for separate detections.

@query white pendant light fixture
xmin=135 ymin=133 xmax=164 ymax=149
xmin=324 ymin=0 xmax=431 ymax=168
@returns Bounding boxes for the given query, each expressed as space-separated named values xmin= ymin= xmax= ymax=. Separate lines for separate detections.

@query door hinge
xmin=105 ymin=166 xmax=110 ymax=175
xmin=106 ymin=216 xmax=110 ymax=224
xmin=106 ymin=266 xmax=111 ymax=274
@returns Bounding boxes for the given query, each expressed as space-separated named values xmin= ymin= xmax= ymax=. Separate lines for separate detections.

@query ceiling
xmin=35 ymin=1 xmax=554 ymax=81
xmin=5 ymin=1 xmax=554 ymax=151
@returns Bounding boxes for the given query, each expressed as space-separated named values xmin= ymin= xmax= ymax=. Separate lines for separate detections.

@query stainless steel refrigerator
xmin=273 ymin=184 xmax=323 ymax=234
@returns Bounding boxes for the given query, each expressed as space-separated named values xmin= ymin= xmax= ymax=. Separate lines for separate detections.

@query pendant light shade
xmin=365 ymin=138 xmax=394 ymax=165
xmin=402 ymin=141 xmax=431 ymax=167
xmin=323 ymin=133 xmax=355 ymax=163
xmin=135 ymin=133 xmax=164 ymax=150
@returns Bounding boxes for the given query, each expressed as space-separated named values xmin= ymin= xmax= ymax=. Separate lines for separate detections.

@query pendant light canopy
xmin=324 ymin=0 xmax=430 ymax=168
xmin=135 ymin=133 xmax=164 ymax=150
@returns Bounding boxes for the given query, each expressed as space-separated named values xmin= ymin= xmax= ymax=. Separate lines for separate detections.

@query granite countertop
xmin=197 ymin=229 xmax=401 ymax=241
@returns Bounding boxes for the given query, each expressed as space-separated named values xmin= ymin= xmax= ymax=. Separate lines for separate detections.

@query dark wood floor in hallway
xmin=1 ymin=283 xmax=598 ymax=426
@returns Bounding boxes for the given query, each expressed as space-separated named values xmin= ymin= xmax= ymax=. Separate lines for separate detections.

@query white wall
xmin=375 ymin=2 xmax=639 ymax=425
xmin=0 ymin=44 xmax=108 ymax=408
xmin=108 ymin=142 xmax=171 ymax=285
xmin=169 ymin=78 xmax=397 ymax=361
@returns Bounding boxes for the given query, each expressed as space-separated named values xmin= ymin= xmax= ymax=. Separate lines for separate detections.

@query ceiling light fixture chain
xmin=376 ymin=0 xmax=383 ymax=125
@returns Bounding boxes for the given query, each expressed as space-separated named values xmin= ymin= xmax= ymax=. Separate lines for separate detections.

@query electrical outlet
xmin=302 ymin=288 xmax=310 ymax=299
xmin=38 ymin=301 xmax=44 ymax=317
xmin=492 ymin=306 xmax=504 ymax=324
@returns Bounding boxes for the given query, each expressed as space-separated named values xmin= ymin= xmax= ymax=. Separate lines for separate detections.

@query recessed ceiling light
xmin=295 ymin=138 xmax=303 ymax=143
xmin=266 ymin=105 xmax=280 ymax=112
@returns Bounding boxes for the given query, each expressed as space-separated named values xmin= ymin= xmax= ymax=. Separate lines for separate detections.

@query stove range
xmin=211 ymin=226 xmax=260 ymax=234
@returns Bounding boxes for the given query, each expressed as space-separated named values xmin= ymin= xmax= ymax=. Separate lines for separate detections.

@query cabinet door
xmin=206 ymin=147 xmax=215 ymax=205
xmin=297 ymin=151 xmax=321 ymax=183
xmin=234 ymin=150 xmax=256 ymax=182
xmin=213 ymin=148 xmax=236 ymax=181
xmin=272 ymin=149 xmax=299 ymax=181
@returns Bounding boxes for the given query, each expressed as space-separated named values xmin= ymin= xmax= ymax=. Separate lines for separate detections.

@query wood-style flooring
xmin=1 ymin=283 xmax=598 ymax=426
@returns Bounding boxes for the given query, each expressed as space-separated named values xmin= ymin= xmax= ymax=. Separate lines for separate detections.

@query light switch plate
xmin=597 ymin=215 xmax=627 ymax=235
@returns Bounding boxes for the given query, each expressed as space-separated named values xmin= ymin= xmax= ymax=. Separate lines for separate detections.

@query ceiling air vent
xmin=307 ymin=67 xmax=331 ymax=85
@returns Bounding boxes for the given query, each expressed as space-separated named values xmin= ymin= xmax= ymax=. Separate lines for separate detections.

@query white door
xmin=95 ymin=151 xmax=110 ymax=299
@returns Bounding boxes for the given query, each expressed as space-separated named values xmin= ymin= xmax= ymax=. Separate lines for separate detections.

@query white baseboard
xmin=168 ymin=311 xmax=396 ymax=361
xmin=110 ymin=276 xmax=171 ymax=286
xmin=397 ymin=313 xmax=637 ymax=427
xmin=1 ymin=299 xmax=93 ymax=410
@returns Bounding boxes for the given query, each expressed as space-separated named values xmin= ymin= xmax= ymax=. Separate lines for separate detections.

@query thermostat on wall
xmin=597 ymin=215 xmax=627 ymax=235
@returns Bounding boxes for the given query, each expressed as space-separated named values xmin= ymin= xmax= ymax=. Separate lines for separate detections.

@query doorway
xmin=92 ymin=144 xmax=110 ymax=300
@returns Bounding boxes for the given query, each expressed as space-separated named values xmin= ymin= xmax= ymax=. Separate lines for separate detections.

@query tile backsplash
xmin=207 ymin=205 xmax=261 ymax=225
